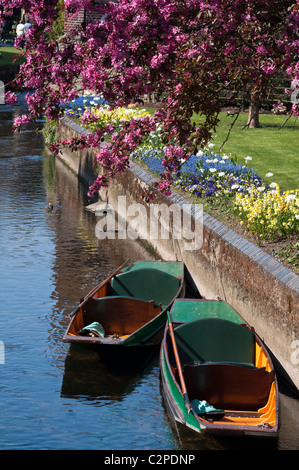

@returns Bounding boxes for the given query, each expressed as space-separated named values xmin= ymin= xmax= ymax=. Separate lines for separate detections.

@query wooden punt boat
xmin=160 ymin=299 xmax=279 ymax=438
xmin=63 ymin=260 xmax=184 ymax=348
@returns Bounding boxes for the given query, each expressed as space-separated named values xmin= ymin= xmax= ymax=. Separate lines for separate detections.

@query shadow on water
xmin=61 ymin=344 xmax=160 ymax=401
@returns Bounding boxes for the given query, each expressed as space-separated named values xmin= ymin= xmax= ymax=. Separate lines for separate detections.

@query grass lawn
xmin=145 ymin=107 xmax=298 ymax=190
xmin=142 ymin=106 xmax=298 ymax=271
xmin=0 ymin=46 xmax=24 ymax=67
xmin=193 ymin=111 xmax=299 ymax=191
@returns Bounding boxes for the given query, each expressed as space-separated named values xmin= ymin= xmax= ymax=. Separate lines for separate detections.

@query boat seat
xmin=82 ymin=296 xmax=161 ymax=336
xmin=174 ymin=318 xmax=255 ymax=366
xmin=183 ymin=363 xmax=275 ymax=411
xmin=110 ymin=268 xmax=180 ymax=309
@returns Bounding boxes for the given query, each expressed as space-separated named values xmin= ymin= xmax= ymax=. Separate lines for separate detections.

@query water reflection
xmin=61 ymin=345 xmax=157 ymax=402
xmin=44 ymin=156 xmax=161 ymax=338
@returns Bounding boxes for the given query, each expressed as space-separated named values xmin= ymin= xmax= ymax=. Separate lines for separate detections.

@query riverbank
xmin=55 ymin=115 xmax=299 ymax=392
xmin=60 ymin=100 xmax=299 ymax=273
xmin=0 ymin=63 xmax=20 ymax=88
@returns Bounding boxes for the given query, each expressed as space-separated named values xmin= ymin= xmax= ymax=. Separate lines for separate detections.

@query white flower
xmin=218 ymin=172 xmax=225 ymax=177
xmin=219 ymin=160 xmax=225 ymax=164
xmin=257 ymin=186 xmax=265 ymax=191
xmin=208 ymin=143 xmax=215 ymax=148
xmin=295 ymin=214 xmax=299 ymax=220
xmin=266 ymin=172 xmax=273 ymax=177
xmin=222 ymin=155 xmax=229 ymax=160
xmin=231 ymin=184 xmax=239 ymax=190
xmin=269 ymin=182 xmax=277 ymax=188
xmin=209 ymin=168 xmax=217 ymax=173
xmin=213 ymin=158 xmax=219 ymax=163
xmin=245 ymin=156 xmax=252 ymax=161
xmin=197 ymin=150 xmax=204 ymax=156
xmin=286 ymin=194 xmax=296 ymax=201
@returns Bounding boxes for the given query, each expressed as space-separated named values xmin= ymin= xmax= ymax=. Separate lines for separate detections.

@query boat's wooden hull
xmin=63 ymin=261 xmax=184 ymax=349
xmin=160 ymin=299 xmax=279 ymax=438
xmin=65 ymin=297 xmax=167 ymax=348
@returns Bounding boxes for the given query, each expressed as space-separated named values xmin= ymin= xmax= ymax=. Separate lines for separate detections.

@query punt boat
xmin=160 ymin=299 xmax=279 ymax=438
xmin=63 ymin=260 xmax=184 ymax=349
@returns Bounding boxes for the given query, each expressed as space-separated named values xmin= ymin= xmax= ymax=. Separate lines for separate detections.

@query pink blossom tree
xmin=2 ymin=0 xmax=299 ymax=197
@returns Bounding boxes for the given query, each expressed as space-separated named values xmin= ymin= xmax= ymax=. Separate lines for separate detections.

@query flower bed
xmin=61 ymin=98 xmax=299 ymax=246
xmin=234 ymin=185 xmax=299 ymax=240
xmin=62 ymin=96 xmax=148 ymax=133
xmin=132 ymin=148 xmax=262 ymax=198
xmin=61 ymin=95 xmax=107 ymax=118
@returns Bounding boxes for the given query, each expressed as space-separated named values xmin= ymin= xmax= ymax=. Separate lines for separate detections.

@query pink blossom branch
xmin=1 ymin=0 xmax=298 ymax=197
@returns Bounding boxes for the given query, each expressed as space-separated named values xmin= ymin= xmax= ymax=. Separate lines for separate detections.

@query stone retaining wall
xmin=56 ymin=116 xmax=299 ymax=391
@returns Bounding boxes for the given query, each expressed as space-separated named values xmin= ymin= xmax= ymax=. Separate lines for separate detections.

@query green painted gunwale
xmin=160 ymin=299 xmax=234 ymax=434
xmin=170 ymin=298 xmax=245 ymax=324
xmin=63 ymin=260 xmax=184 ymax=348
xmin=115 ymin=261 xmax=184 ymax=346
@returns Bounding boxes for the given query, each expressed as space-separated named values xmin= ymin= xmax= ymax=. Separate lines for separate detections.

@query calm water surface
xmin=0 ymin=94 xmax=298 ymax=451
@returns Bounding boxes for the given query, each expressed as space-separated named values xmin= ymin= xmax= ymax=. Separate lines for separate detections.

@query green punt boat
xmin=160 ymin=299 xmax=279 ymax=438
xmin=63 ymin=260 xmax=184 ymax=349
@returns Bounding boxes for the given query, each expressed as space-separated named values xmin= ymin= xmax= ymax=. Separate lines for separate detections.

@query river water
xmin=0 ymin=94 xmax=298 ymax=451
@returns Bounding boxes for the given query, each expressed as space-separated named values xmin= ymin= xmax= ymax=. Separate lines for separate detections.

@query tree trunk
xmin=247 ymin=99 xmax=260 ymax=128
